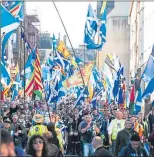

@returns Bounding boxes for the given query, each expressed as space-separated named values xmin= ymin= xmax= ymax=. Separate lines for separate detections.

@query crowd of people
xmin=0 ymin=96 xmax=154 ymax=157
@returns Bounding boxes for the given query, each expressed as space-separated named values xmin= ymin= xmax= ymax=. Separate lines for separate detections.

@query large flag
xmin=74 ymin=87 xmax=89 ymax=106
xmin=142 ymin=45 xmax=154 ymax=83
xmin=142 ymin=77 xmax=154 ymax=98
xmin=63 ymin=62 xmax=94 ymax=88
xmin=112 ymin=66 xmax=123 ymax=99
xmin=84 ymin=3 xmax=107 ymax=50
xmin=1 ymin=4 xmax=21 ymax=65
xmin=33 ymin=47 xmax=43 ymax=99
xmin=25 ymin=47 xmax=43 ymax=98
xmin=57 ymin=41 xmax=70 ymax=58
xmin=54 ymin=51 xmax=70 ymax=74
xmin=46 ymin=80 xmax=59 ymax=104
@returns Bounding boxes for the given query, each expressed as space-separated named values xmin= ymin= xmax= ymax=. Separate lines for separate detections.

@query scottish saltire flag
xmin=47 ymin=81 xmax=59 ymax=103
xmin=84 ymin=3 xmax=107 ymax=50
xmin=1 ymin=5 xmax=20 ymax=31
xmin=84 ymin=4 xmax=98 ymax=49
xmin=112 ymin=66 xmax=123 ymax=99
xmin=135 ymin=88 xmax=142 ymax=114
xmin=54 ymin=51 xmax=70 ymax=73
xmin=142 ymin=77 xmax=154 ymax=98
xmin=52 ymin=33 xmax=57 ymax=51
xmin=1 ymin=4 xmax=21 ymax=65
xmin=75 ymin=87 xmax=89 ymax=106
xmin=0 ymin=62 xmax=11 ymax=87
xmin=142 ymin=45 xmax=154 ymax=83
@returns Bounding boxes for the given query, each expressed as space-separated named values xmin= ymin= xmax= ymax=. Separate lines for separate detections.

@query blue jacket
xmin=15 ymin=146 xmax=26 ymax=156
xmin=118 ymin=142 xmax=148 ymax=157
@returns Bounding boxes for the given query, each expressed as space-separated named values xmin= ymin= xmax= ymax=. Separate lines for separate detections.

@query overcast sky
xmin=26 ymin=2 xmax=96 ymax=48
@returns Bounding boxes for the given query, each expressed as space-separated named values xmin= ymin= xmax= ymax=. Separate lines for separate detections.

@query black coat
xmin=115 ymin=128 xmax=138 ymax=156
xmin=92 ymin=146 xmax=113 ymax=157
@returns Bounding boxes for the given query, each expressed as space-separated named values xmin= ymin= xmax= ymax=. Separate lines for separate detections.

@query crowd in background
xmin=0 ymin=96 xmax=154 ymax=157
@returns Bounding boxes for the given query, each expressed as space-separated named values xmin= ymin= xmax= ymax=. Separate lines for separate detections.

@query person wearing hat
xmin=3 ymin=118 xmax=12 ymax=133
xmin=28 ymin=114 xmax=48 ymax=137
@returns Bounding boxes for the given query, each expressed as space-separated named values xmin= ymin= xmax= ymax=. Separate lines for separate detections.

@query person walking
xmin=26 ymin=135 xmax=48 ymax=157
xmin=28 ymin=114 xmax=48 ymax=137
xmin=92 ymin=136 xmax=113 ymax=157
xmin=108 ymin=110 xmax=125 ymax=155
xmin=118 ymin=134 xmax=148 ymax=157
xmin=115 ymin=119 xmax=138 ymax=156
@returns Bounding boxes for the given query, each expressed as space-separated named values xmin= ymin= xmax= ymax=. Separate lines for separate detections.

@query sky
xmin=26 ymin=2 xmax=96 ymax=48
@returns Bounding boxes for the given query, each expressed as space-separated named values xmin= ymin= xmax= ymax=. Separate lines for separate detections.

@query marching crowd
xmin=0 ymin=96 xmax=154 ymax=157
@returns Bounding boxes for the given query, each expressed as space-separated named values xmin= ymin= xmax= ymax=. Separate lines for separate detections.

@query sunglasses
xmin=33 ymin=140 xmax=44 ymax=145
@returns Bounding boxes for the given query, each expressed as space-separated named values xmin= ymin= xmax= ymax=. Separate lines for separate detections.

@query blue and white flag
xmin=84 ymin=3 xmax=106 ymax=50
xmin=142 ymin=45 xmax=154 ymax=83
xmin=54 ymin=51 xmax=70 ymax=72
xmin=0 ymin=62 xmax=11 ymax=87
xmin=75 ymin=87 xmax=89 ymax=106
xmin=1 ymin=4 xmax=21 ymax=65
xmin=142 ymin=77 xmax=154 ymax=98
xmin=135 ymin=88 xmax=142 ymax=114
xmin=47 ymin=81 xmax=59 ymax=103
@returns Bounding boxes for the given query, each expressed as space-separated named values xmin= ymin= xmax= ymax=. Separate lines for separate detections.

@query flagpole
xmin=52 ymin=1 xmax=86 ymax=87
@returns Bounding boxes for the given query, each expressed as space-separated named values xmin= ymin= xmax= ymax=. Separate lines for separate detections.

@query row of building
xmin=96 ymin=2 xmax=153 ymax=86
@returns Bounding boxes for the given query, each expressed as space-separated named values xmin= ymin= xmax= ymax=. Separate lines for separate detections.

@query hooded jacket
xmin=118 ymin=142 xmax=148 ymax=157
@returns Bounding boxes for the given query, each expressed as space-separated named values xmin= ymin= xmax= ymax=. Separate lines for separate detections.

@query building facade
xmin=129 ymin=2 xmax=154 ymax=113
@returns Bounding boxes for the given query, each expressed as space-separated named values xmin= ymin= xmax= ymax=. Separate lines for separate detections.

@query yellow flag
xmin=57 ymin=41 xmax=71 ymax=58
xmin=88 ymin=82 xmax=94 ymax=100
xmin=63 ymin=62 xmax=94 ymax=88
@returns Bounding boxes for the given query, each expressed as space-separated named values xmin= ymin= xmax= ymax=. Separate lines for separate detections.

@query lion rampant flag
xmin=57 ymin=41 xmax=71 ymax=58
xmin=63 ymin=62 xmax=94 ymax=88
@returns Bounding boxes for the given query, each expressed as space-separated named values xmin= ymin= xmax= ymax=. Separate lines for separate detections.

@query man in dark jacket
xmin=115 ymin=119 xmax=138 ymax=156
xmin=118 ymin=134 xmax=148 ymax=157
xmin=92 ymin=136 xmax=113 ymax=157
